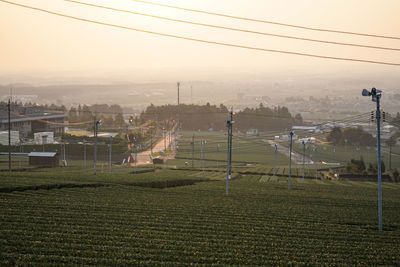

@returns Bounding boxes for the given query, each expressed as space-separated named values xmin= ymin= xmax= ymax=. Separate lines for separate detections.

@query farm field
xmin=1 ymin=130 xmax=399 ymax=265
xmin=1 ymin=168 xmax=400 ymax=265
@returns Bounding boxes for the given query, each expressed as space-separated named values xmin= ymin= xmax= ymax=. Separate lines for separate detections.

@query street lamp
xmin=94 ymin=120 xmax=102 ymax=175
xmin=362 ymin=87 xmax=383 ymax=231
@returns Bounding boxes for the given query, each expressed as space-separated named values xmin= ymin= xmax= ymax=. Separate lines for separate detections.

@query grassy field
xmin=1 ymin=167 xmax=400 ymax=265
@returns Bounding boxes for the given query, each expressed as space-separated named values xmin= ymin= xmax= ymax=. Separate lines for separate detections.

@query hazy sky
xmin=1 ymin=0 xmax=400 ymax=81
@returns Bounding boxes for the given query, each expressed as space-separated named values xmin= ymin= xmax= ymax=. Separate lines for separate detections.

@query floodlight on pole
xmin=362 ymin=87 xmax=383 ymax=231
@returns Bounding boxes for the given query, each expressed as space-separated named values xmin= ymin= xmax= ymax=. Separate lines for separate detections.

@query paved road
xmin=268 ymin=140 xmax=313 ymax=164
xmin=132 ymin=132 xmax=176 ymax=166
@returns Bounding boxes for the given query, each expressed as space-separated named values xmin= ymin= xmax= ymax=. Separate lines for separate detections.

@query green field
xmin=1 ymin=131 xmax=399 ymax=265
xmin=1 ymin=167 xmax=400 ymax=265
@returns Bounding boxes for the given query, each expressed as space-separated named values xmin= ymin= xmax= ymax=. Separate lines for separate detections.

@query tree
xmin=346 ymin=157 xmax=366 ymax=174
xmin=294 ymin=113 xmax=303 ymax=124
xmin=327 ymin=127 xmax=342 ymax=145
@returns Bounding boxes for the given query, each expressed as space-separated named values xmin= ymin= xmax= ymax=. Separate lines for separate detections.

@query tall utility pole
xmin=109 ymin=136 xmax=112 ymax=174
xmin=229 ymin=111 xmax=233 ymax=174
xmin=388 ymin=138 xmax=393 ymax=170
xmin=313 ymin=146 xmax=318 ymax=179
xmin=150 ymin=133 xmax=153 ymax=158
xmin=63 ymin=143 xmax=66 ymax=163
xmin=7 ymin=99 xmax=11 ymax=172
xmin=134 ymin=145 xmax=137 ymax=174
xmin=94 ymin=119 xmax=101 ymax=175
xmin=375 ymin=91 xmax=383 ymax=232
xmin=191 ymin=134 xmax=195 ymax=169
xmin=302 ymin=140 xmax=306 ymax=183
xmin=288 ymin=131 xmax=294 ymax=190
xmin=83 ymin=139 xmax=87 ymax=167
xmin=19 ymin=138 xmax=23 ymax=168
xmin=273 ymin=144 xmax=278 ymax=178
xmin=164 ymin=130 xmax=167 ymax=151
xmin=362 ymin=87 xmax=383 ymax=231
xmin=177 ymin=82 xmax=180 ymax=105
xmin=190 ymin=86 xmax=193 ymax=104
xmin=226 ymin=112 xmax=234 ymax=196
xmin=200 ymin=140 xmax=204 ymax=172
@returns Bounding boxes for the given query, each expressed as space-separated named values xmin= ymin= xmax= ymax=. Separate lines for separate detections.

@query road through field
xmin=132 ymin=132 xmax=176 ymax=166
xmin=268 ymin=140 xmax=313 ymax=164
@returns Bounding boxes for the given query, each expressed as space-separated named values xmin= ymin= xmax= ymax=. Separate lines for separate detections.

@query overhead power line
xmin=1 ymin=0 xmax=399 ymax=66
xmin=64 ymin=0 xmax=400 ymax=52
xmin=129 ymin=0 xmax=400 ymax=40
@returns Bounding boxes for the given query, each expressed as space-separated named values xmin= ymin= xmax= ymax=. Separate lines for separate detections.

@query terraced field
xmin=1 ymin=169 xmax=400 ymax=265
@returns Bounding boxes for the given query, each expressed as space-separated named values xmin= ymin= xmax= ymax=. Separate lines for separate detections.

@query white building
xmin=34 ymin=132 xmax=54 ymax=144
xmin=0 ymin=131 xmax=20 ymax=145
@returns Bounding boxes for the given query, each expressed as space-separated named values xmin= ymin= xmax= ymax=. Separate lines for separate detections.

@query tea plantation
xmin=1 ymin=168 xmax=400 ymax=265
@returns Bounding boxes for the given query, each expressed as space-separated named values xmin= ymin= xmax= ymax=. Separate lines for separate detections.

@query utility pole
xmin=177 ymin=82 xmax=180 ymax=105
xmin=63 ymin=143 xmax=66 ymax=162
xmin=109 ymin=136 xmax=112 ymax=173
xmin=150 ymin=133 xmax=153 ymax=157
xmin=226 ymin=113 xmax=234 ymax=196
xmin=273 ymin=144 xmax=278 ymax=178
xmin=7 ymin=99 xmax=11 ymax=172
xmin=83 ymin=139 xmax=86 ymax=167
xmin=313 ymin=146 xmax=318 ymax=179
xmin=200 ymin=140 xmax=204 ymax=172
xmin=191 ymin=134 xmax=195 ymax=169
xmin=134 ymin=145 xmax=137 ymax=174
xmin=376 ymin=92 xmax=383 ymax=232
xmin=288 ymin=131 xmax=294 ymax=190
xmin=362 ymin=87 xmax=383 ymax=231
xmin=94 ymin=119 xmax=101 ymax=175
xmin=302 ymin=140 xmax=305 ymax=183
xmin=19 ymin=138 xmax=23 ymax=168
xmin=229 ymin=110 xmax=233 ymax=174
xmin=163 ymin=128 xmax=166 ymax=151
xmin=389 ymin=138 xmax=393 ymax=170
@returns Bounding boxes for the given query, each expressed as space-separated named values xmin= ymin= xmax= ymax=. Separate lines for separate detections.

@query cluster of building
xmin=0 ymin=104 xmax=66 ymax=145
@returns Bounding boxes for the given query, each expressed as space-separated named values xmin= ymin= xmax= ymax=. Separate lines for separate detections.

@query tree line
xmin=139 ymin=103 xmax=303 ymax=131
xmin=327 ymin=127 xmax=376 ymax=146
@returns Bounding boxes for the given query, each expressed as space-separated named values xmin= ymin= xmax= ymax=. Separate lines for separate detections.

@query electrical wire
xmin=0 ymin=0 xmax=399 ymax=66
xmin=64 ymin=0 xmax=400 ymax=52
xmin=128 ymin=0 xmax=400 ymax=40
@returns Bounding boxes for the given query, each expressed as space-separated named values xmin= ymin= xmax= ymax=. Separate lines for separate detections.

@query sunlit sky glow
xmin=1 ymin=0 xmax=400 ymax=81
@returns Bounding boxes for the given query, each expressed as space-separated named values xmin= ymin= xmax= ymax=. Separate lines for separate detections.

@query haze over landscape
xmin=1 ymin=0 xmax=400 ymax=265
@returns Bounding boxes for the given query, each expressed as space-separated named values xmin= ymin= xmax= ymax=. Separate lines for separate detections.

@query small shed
xmin=28 ymin=152 xmax=59 ymax=167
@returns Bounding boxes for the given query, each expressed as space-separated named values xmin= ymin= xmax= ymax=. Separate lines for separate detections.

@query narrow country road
xmin=132 ymin=132 xmax=177 ymax=166
xmin=267 ymin=140 xmax=313 ymax=164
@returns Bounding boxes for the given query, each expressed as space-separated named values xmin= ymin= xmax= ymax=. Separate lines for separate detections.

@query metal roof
xmin=28 ymin=152 xmax=57 ymax=157
xmin=0 ymin=113 xmax=67 ymax=124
